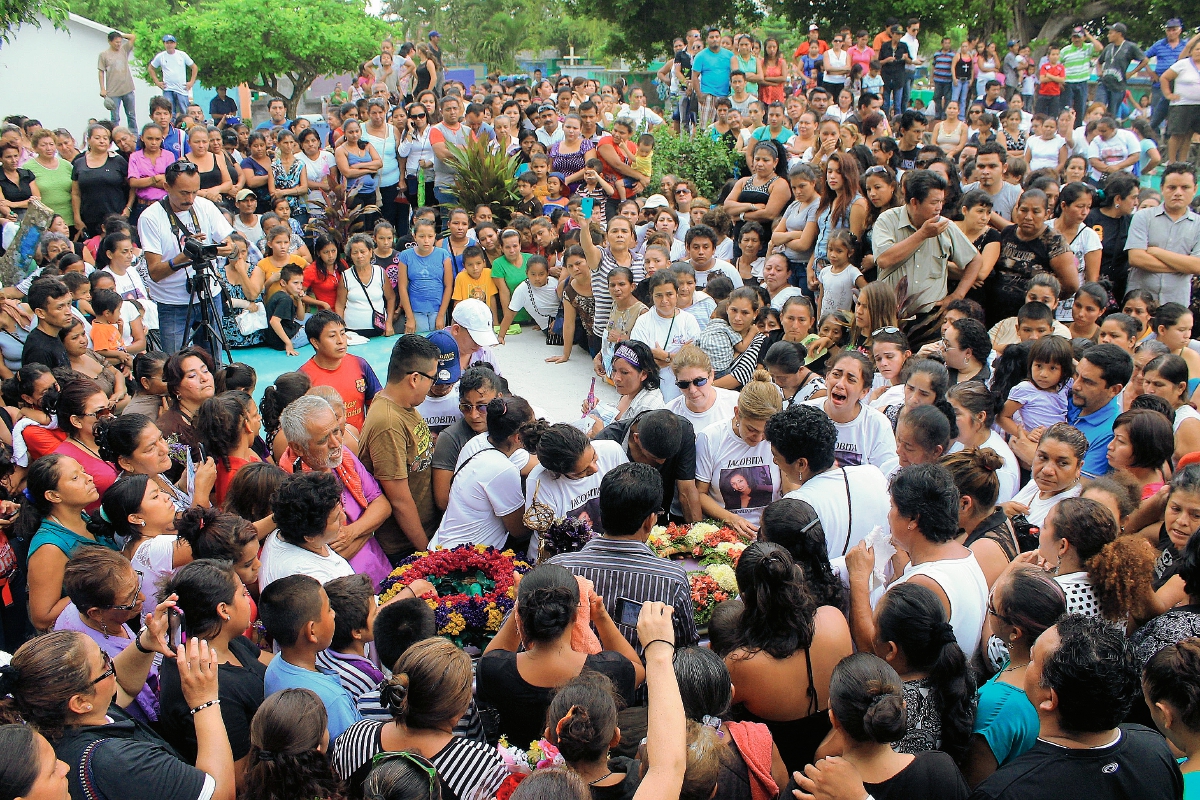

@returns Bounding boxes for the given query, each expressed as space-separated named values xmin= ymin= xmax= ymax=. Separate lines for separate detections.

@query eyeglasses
xmin=987 ymin=598 xmax=1012 ymax=624
xmin=969 ymin=109 xmax=982 ymax=115
xmin=459 ymin=401 xmax=490 ymax=414
xmin=105 ymin=571 xmax=144 ymax=610
xmin=370 ymin=751 xmax=438 ymax=797
xmin=675 ymin=376 xmax=709 ymax=390
xmin=941 ymin=338 xmax=959 ymax=351
xmin=90 ymin=651 xmax=116 ymax=686
xmin=872 ymin=326 xmax=900 ymax=336
xmin=82 ymin=406 xmax=115 ymax=419
xmin=407 ymin=370 xmax=437 ymax=383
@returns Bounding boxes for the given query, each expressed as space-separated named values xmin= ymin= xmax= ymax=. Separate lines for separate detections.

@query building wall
xmin=0 ymin=13 xmax=159 ymax=135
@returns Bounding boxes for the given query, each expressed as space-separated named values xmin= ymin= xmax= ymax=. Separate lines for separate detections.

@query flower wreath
xmin=377 ymin=544 xmax=532 ymax=651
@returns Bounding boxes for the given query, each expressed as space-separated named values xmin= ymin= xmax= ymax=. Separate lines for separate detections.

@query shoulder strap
xmin=451 ymin=446 xmax=497 ymax=483
xmin=351 ymin=267 xmax=382 ymax=317
xmin=841 ymin=467 xmax=853 ymax=556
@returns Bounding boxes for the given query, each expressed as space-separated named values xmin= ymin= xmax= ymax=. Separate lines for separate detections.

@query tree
xmin=1 ymin=0 xmax=68 ymax=45
xmin=383 ymin=0 xmax=540 ymax=70
xmin=70 ymin=0 xmax=171 ymax=33
xmin=571 ymin=0 xmax=757 ymax=60
xmin=135 ymin=0 xmax=388 ymax=119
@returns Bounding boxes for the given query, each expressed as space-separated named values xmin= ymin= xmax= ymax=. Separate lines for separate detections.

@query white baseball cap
xmin=451 ymin=298 xmax=499 ymax=347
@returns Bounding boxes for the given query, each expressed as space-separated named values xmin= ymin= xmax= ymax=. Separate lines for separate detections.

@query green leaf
xmin=649 ymin=127 xmax=736 ymax=200
xmin=441 ymin=137 xmax=520 ymax=221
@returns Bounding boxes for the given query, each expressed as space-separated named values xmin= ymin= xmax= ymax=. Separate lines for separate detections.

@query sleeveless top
xmin=935 ymin=121 xmax=963 ymax=149
xmin=414 ymin=63 xmax=432 ymax=96
xmin=954 ymin=54 xmax=974 ymax=80
xmin=738 ymin=175 xmax=778 ymax=208
xmin=344 ymin=146 xmax=378 ymax=196
xmin=564 ymin=281 xmax=596 ymax=335
xmin=361 ymin=127 xmax=400 ymax=187
xmin=189 ymin=154 xmax=224 ymax=191
xmin=736 ymin=647 xmax=826 ymax=775
xmin=738 ymin=55 xmax=760 ymax=94
xmin=892 ymin=554 xmax=988 ymax=656
xmin=760 ymin=60 xmax=785 ymax=105
xmin=963 ymin=508 xmax=1020 ymax=561
xmin=342 ymin=264 xmax=386 ymax=331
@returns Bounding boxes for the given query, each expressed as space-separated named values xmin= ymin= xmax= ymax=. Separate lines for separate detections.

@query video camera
xmin=182 ymin=237 xmax=219 ymax=261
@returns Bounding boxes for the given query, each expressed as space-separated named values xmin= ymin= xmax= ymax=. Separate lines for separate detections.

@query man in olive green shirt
xmin=98 ymin=30 xmax=137 ymax=129
xmin=357 ymin=334 xmax=442 ymax=557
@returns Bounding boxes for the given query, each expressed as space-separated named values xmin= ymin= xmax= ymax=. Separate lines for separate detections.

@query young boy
xmin=497 ymin=255 xmax=559 ymax=344
xmin=576 ymin=158 xmax=614 ymax=228
xmin=451 ymin=245 xmax=499 ymax=321
xmin=260 ymin=574 xmax=363 ymax=741
xmin=298 ymin=309 xmax=382 ymax=429
xmin=1037 ymin=45 xmax=1066 ymax=118
xmin=89 ymin=289 xmax=133 ymax=369
xmin=989 ymin=278 xmax=1072 ymax=351
xmin=316 ymin=574 xmax=385 ymax=703
xmin=63 ymin=272 xmax=95 ymax=337
xmin=265 ymin=263 xmax=308 ymax=356
xmin=515 ymin=172 xmax=542 ymax=219
xmin=862 ymin=60 xmax=884 ymax=97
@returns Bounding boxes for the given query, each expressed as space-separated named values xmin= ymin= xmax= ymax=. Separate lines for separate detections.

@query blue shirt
xmin=255 ymin=118 xmax=294 ymax=130
xmin=1146 ymin=38 xmax=1188 ymax=76
xmin=1067 ymin=395 xmax=1121 ymax=478
xmin=264 ymin=653 xmax=361 ymax=741
xmin=973 ymin=669 xmax=1039 ymax=766
xmin=692 ymin=47 xmax=735 ymax=97
xmin=399 ymin=246 xmax=450 ymax=313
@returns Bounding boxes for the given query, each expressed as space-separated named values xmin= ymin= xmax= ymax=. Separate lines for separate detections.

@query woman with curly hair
xmin=478 ymin=563 xmax=642 ymax=747
xmin=258 ymin=471 xmax=353 ymax=591
xmin=723 ymin=541 xmax=853 ymax=773
xmin=242 ymin=689 xmax=345 ymax=800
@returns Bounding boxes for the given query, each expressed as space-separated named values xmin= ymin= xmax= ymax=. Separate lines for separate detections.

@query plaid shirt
xmin=695 ymin=318 xmax=741 ymax=371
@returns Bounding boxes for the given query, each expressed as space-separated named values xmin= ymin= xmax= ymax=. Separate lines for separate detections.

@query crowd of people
xmin=1 ymin=14 xmax=1200 ymax=800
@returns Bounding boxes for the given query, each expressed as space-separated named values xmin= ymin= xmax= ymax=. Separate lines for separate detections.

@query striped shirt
xmin=330 ymin=718 xmax=507 ymax=798
xmin=356 ymin=693 xmax=488 ymax=742
xmin=549 ymin=537 xmax=700 ymax=649
xmin=590 ymin=247 xmax=646 ymax=338
xmin=316 ymin=649 xmax=385 ymax=704
xmin=932 ymin=50 xmax=955 ymax=82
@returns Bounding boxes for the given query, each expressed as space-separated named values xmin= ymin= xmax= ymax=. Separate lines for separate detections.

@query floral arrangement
xmin=648 ymin=520 xmax=749 ymax=625
xmin=689 ymin=564 xmax=739 ymax=625
xmin=164 ymin=433 xmax=193 ymax=466
xmin=377 ymin=545 xmax=532 ymax=651
xmin=538 ymin=515 xmax=594 ymax=561
xmin=494 ymin=736 xmax=563 ymax=792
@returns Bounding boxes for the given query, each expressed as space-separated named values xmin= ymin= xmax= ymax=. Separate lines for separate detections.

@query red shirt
xmin=793 ymin=40 xmax=829 ymax=59
xmin=213 ymin=455 xmax=257 ymax=507
xmin=596 ymin=135 xmax=637 ymax=184
xmin=1038 ymin=62 xmax=1065 ymax=96
xmin=303 ymin=261 xmax=343 ymax=309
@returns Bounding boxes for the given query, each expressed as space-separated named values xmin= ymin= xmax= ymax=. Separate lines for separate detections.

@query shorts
xmin=1168 ymin=104 xmax=1200 ymax=138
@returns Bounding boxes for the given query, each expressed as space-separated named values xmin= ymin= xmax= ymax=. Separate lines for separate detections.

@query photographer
xmin=138 ymin=160 xmax=234 ymax=355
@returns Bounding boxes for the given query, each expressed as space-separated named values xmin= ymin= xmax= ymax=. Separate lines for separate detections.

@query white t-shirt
xmin=667 ymin=387 xmax=740 ymax=432
xmin=803 ymin=399 xmax=899 ymax=475
xmin=138 ymin=196 xmax=234 ymax=305
xmin=630 ymin=309 xmax=702 ymax=401
xmin=1168 ymin=57 xmax=1200 ymax=105
xmin=417 ymin=389 xmax=462 ymax=439
xmin=696 ymin=419 xmax=781 ymax=527
xmin=132 ymin=534 xmax=177 ymax=614
xmin=787 ymin=464 xmax=891 ymax=559
xmin=619 ymin=105 xmax=665 ymax=131
xmin=818 ymin=264 xmax=863 ymax=317
xmin=508 ymin=277 xmax=561 ymax=330
xmin=258 ymin=530 xmax=354 ymax=592
xmin=1026 ymin=135 xmax=1066 ymax=171
xmin=692 ymin=259 xmax=742 ymax=288
xmin=431 ymin=433 xmax=526 ymax=549
xmin=1054 ymin=222 xmax=1102 ymax=321
xmin=1086 ymin=131 xmax=1139 ymax=182
xmin=524 ymin=440 xmax=627 ymax=533
xmin=769 ymin=286 xmax=805 ymax=311
xmin=948 ymin=430 xmax=1020 ymax=504
xmin=104 ymin=265 xmax=159 ymax=330
xmin=150 ymin=49 xmax=195 ymax=94
xmin=1010 ymin=478 xmax=1082 ymax=527
xmin=299 ymin=150 xmax=338 ymax=206
xmin=714 ymin=238 xmax=734 ymax=262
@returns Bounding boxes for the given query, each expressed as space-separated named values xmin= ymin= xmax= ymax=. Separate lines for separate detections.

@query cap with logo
xmin=427 ymin=330 xmax=461 ymax=385
xmin=451 ymin=298 xmax=499 ymax=347
xmin=162 ymin=34 xmax=176 ymax=42
xmin=1071 ymin=26 xmax=1084 ymax=36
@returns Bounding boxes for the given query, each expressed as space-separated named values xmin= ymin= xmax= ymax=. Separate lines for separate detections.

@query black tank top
xmin=189 ymin=154 xmax=224 ymax=191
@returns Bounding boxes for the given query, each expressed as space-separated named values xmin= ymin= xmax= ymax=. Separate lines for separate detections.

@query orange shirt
xmin=299 ymin=354 xmax=382 ymax=430
xmin=90 ymin=321 xmax=123 ymax=352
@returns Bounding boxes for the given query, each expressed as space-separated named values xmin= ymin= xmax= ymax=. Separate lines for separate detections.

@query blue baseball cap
xmin=428 ymin=30 xmax=440 ymax=39
xmin=428 ymin=330 xmax=461 ymax=385
xmin=162 ymin=34 xmax=176 ymax=42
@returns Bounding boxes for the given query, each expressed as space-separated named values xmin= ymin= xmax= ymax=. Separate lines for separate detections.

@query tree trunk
xmin=1027 ymin=0 xmax=1112 ymax=59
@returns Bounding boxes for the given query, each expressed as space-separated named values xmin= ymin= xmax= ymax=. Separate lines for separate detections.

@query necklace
xmin=1002 ymin=660 xmax=1029 ymax=673
xmin=588 ymin=772 xmax=615 ymax=786
xmin=71 ymin=437 xmax=103 ymax=461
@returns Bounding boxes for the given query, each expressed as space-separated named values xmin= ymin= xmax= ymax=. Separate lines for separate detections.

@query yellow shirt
xmin=257 ymin=254 xmax=308 ymax=299
xmin=453 ymin=268 xmax=498 ymax=304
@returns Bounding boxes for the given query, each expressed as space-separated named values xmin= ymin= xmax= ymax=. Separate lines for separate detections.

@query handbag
xmin=350 ymin=267 xmax=386 ymax=331
xmin=236 ymin=304 xmax=267 ymax=335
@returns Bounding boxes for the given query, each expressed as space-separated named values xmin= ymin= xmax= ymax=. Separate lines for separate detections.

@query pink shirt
xmin=126 ymin=148 xmax=176 ymax=202
xmin=849 ymin=45 xmax=875 ymax=73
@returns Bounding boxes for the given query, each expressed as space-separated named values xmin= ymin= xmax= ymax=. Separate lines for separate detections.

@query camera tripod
xmin=181 ymin=256 xmax=233 ymax=364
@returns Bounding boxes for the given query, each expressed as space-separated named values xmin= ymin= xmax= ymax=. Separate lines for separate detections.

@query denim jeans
xmin=408 ymin=311 xmax=439 ymax=332
xmin=952 ymin=80 xmax=972 ymax=118
xmin=884 ymin=85 xmax=905 ymax=115
xmin=1065 ymin=81 xmax=1089 ymax=120
xmin=1150 ymin=82 xmax=1171 ymax=131
xmin=933 ymin=81 xmax=953 ymax=119
xmin=163 ymin=90 xmax=189 ymax=117
xmin=158 ymin=302 xmax=190 ymax=355
xmin=433 ymin=186 xmax=457 ymax=206
xmin=108 ymin=92 xmax=136 ymax=129
xmin=1095 ymin=82 xmax=1125 ymax=117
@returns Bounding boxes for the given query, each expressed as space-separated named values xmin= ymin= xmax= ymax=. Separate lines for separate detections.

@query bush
xmin=650 ymin=127 xmax=737 ymax=199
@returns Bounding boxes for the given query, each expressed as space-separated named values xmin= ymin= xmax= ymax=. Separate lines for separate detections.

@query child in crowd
xmin=1098 ymin=313 xmax=1141 ymax=354
xmin=265 ymin=264 xmax=309 ymax=356
xmin=863 ymin=60 xmax=884 ymax=96
xmin=89 ymin=289 xmax=133 ymax=369
xmin=372 ymin=221 xmax=402 ymax=294
xmin=260 ymin=574 xmax=363 ymax=742
xmin=241 ymin=689 xmax=345 ymax=800
xmin=1067 ymin=282 xmax=1108 ymax=341
xmin=542 ymin=173 xmax=570 ymax=215
xmin=515 ymin=172 xmax=542 ymax=219
xmin=316 ymin=574 xmax=385 ymax=703
xmin=816 ymin=230 xmax=865 ymax=317
xmin=259 ymin=224 xmax=307 ymax=299
xmin=756 ymin=306 xmax=781 ymax=334
xmin=497 ymin=255 xmax=560 ymax=344
xmin=577 ymin=159 xmax=614 ymax=227
xmin=636 ymin=244 xmax=671 ymax=305
xmin=451 ymin=245 xmax=499 ymax=322
xmin=999 ymin=334 xmax=1074 ymax=442
xmin=630 ymin=271 xmax=701 ymax=401
xmin=63 ymin=271 xmax=92 ymax=319
xmin=806 ymin=310 xmax=852 ymax=374
xmin=600 ymin=266 xmax=648 ymax=374
xmin=988 ymin=274 xmax=1071 ymax=351
xmin=529 ymin=153 xmax=551 ymax=200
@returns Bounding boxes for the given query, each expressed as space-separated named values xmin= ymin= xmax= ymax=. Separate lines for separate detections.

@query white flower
xmin=705 ymin=563 xmax=738 ymax=593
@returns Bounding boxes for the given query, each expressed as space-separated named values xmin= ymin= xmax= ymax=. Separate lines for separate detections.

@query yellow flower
xmin=442 ymin=612 xmax=467 ymax=636
xmin=487 ymin=606 xmax=506 ymax=631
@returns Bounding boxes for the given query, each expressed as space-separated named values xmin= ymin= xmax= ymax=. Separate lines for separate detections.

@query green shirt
xmin=24 ymin=157 xmax=73 ymax=219
xmin=1060 ymin=43 xmax=1094 ymax=83
xmin=490 ymin=253 xmax=530 ymax=323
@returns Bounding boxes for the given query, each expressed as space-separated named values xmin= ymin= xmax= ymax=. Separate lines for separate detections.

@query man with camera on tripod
xmin=139 ymin=160 xmax=234 ymax=355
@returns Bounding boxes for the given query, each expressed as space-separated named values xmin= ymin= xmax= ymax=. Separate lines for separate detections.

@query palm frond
xmin=442 ymin=137 xmax=519 ymax=221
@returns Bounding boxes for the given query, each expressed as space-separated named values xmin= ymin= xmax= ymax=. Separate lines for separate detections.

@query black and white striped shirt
xmin=330 ymin=719 xmax=506 ymax=800
xmin=549 ymin=537 xmax=699 ymax=649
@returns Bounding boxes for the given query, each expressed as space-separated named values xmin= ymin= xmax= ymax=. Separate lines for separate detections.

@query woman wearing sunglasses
xmin=666 ymin=344 xmax=740 ymax=432
xmin=400 ymin=103 xmax=435 ymax=213
xmin=53 ymin=547 xmax=162 ymax=723
xmin=53 ymin=379 xmax=119 ymax=511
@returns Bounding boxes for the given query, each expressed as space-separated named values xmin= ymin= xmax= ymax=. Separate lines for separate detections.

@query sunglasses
xmin=675 ymin=187 xmax=692 ymax=195
xmin=864 ymin=165 xmax=889 ymax=176
xmin=174 ymin=161 xmax=199 ymax=174
xmin=987 ymin=598 xmax=1012 ymax=624
xmin=459 ymin=401 xmax=490 ymax=414
xmin=872 ymin=326 xmax=900 ymax=336
xmin=410 ymin=113 xmax=427 ymax=119
xmin=406 ymin=370 xmax=437 ymax=383
xmin=370 ymin=751 xmax=438 ymax=797
xmin=675 ymin=376 xmax=709 ymax=390
xmin=82 ymin=406 xmax=116 ymax=420
xmin=90 ymin=651 xmax=115 ymax=686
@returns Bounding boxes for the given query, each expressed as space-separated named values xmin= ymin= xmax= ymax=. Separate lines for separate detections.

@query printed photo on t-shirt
xmin=571 ymin=496 xmax=604 ymax=534
xmin=719 ymin=465 xmax=773 ymax=514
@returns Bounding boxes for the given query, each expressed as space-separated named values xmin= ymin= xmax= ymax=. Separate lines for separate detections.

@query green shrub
xmin=650 ymin=127 xmax=736 ymax=199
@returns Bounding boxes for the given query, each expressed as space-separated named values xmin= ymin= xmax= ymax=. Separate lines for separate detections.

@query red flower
xmin=495 ymin=773 xmax=528 ymax=800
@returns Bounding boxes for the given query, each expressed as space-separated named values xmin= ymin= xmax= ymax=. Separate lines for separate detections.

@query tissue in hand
xmin=863 ymin=525 xmax=895 ymax=590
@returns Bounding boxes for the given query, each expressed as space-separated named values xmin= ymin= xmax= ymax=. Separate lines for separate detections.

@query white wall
xmin=0 ymin=13 xmax=159 ymax=136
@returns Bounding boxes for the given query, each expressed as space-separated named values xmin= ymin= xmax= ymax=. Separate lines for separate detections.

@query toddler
xmin=89 ymin=288 xmax=132 ymax=368
xmin=514 ymin=172 xmax=541 ymax=219
xmin=542 ymin=173 xmax=570 ymax=215
xmin=999 ymin=334 xmax=1074 ymax=442
xmin=816 ymin=229 xmax=866 ymax=317
xmin=806 ymin=310 xmax=852 ymax=374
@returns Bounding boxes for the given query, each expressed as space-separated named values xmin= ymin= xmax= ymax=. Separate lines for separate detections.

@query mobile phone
xmin=192 ymin=443 xmax=207 ymax=463
xmin=615 ymin=597 xmax=642 ymax=627
xmin=581 ymin=197 xmax=594 ymax=219
xmin=168 ymin=607 xmax=186 ymax=651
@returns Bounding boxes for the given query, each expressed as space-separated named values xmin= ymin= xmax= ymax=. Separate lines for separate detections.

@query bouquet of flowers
xmin=648 ymin=520 xmax=722 ymax=557
xmin=538 ymin=515 xmax=594 ymax=561
xmin=377 ymin=545 xmax=532 ymax=651
xmin=689 ymin=567 xmax=737 ymax=626
xmin=693 ymin=528 xmax=752 ymax=567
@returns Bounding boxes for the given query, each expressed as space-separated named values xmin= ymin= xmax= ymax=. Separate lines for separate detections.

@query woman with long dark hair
xmin=242 ymin=689 xmax=344 ymax=800
xmin=759 ymin=498 xmax=846 ymax=613
xmin=51 ymin=379 xmax=118 ymax=511
xmin=194 ymin=391 xmax=262 ymax=507
xmin=95 ymin=413 xmax=209 ymax=511
xmin=723 ymin=541 xmax=853 ymax=773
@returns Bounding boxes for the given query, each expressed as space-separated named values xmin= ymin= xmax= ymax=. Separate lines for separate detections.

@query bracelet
xmin=190 ymin=699 xmax=220 ymax=715
xmin=643 ymin=639 xmax=675 ymax=654
xmin=133 ymin=632 xmax=154 ymax=654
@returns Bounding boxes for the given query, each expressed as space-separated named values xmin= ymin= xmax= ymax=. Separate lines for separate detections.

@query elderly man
xmin=278 ymin=394 xmax=393 ymax=588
